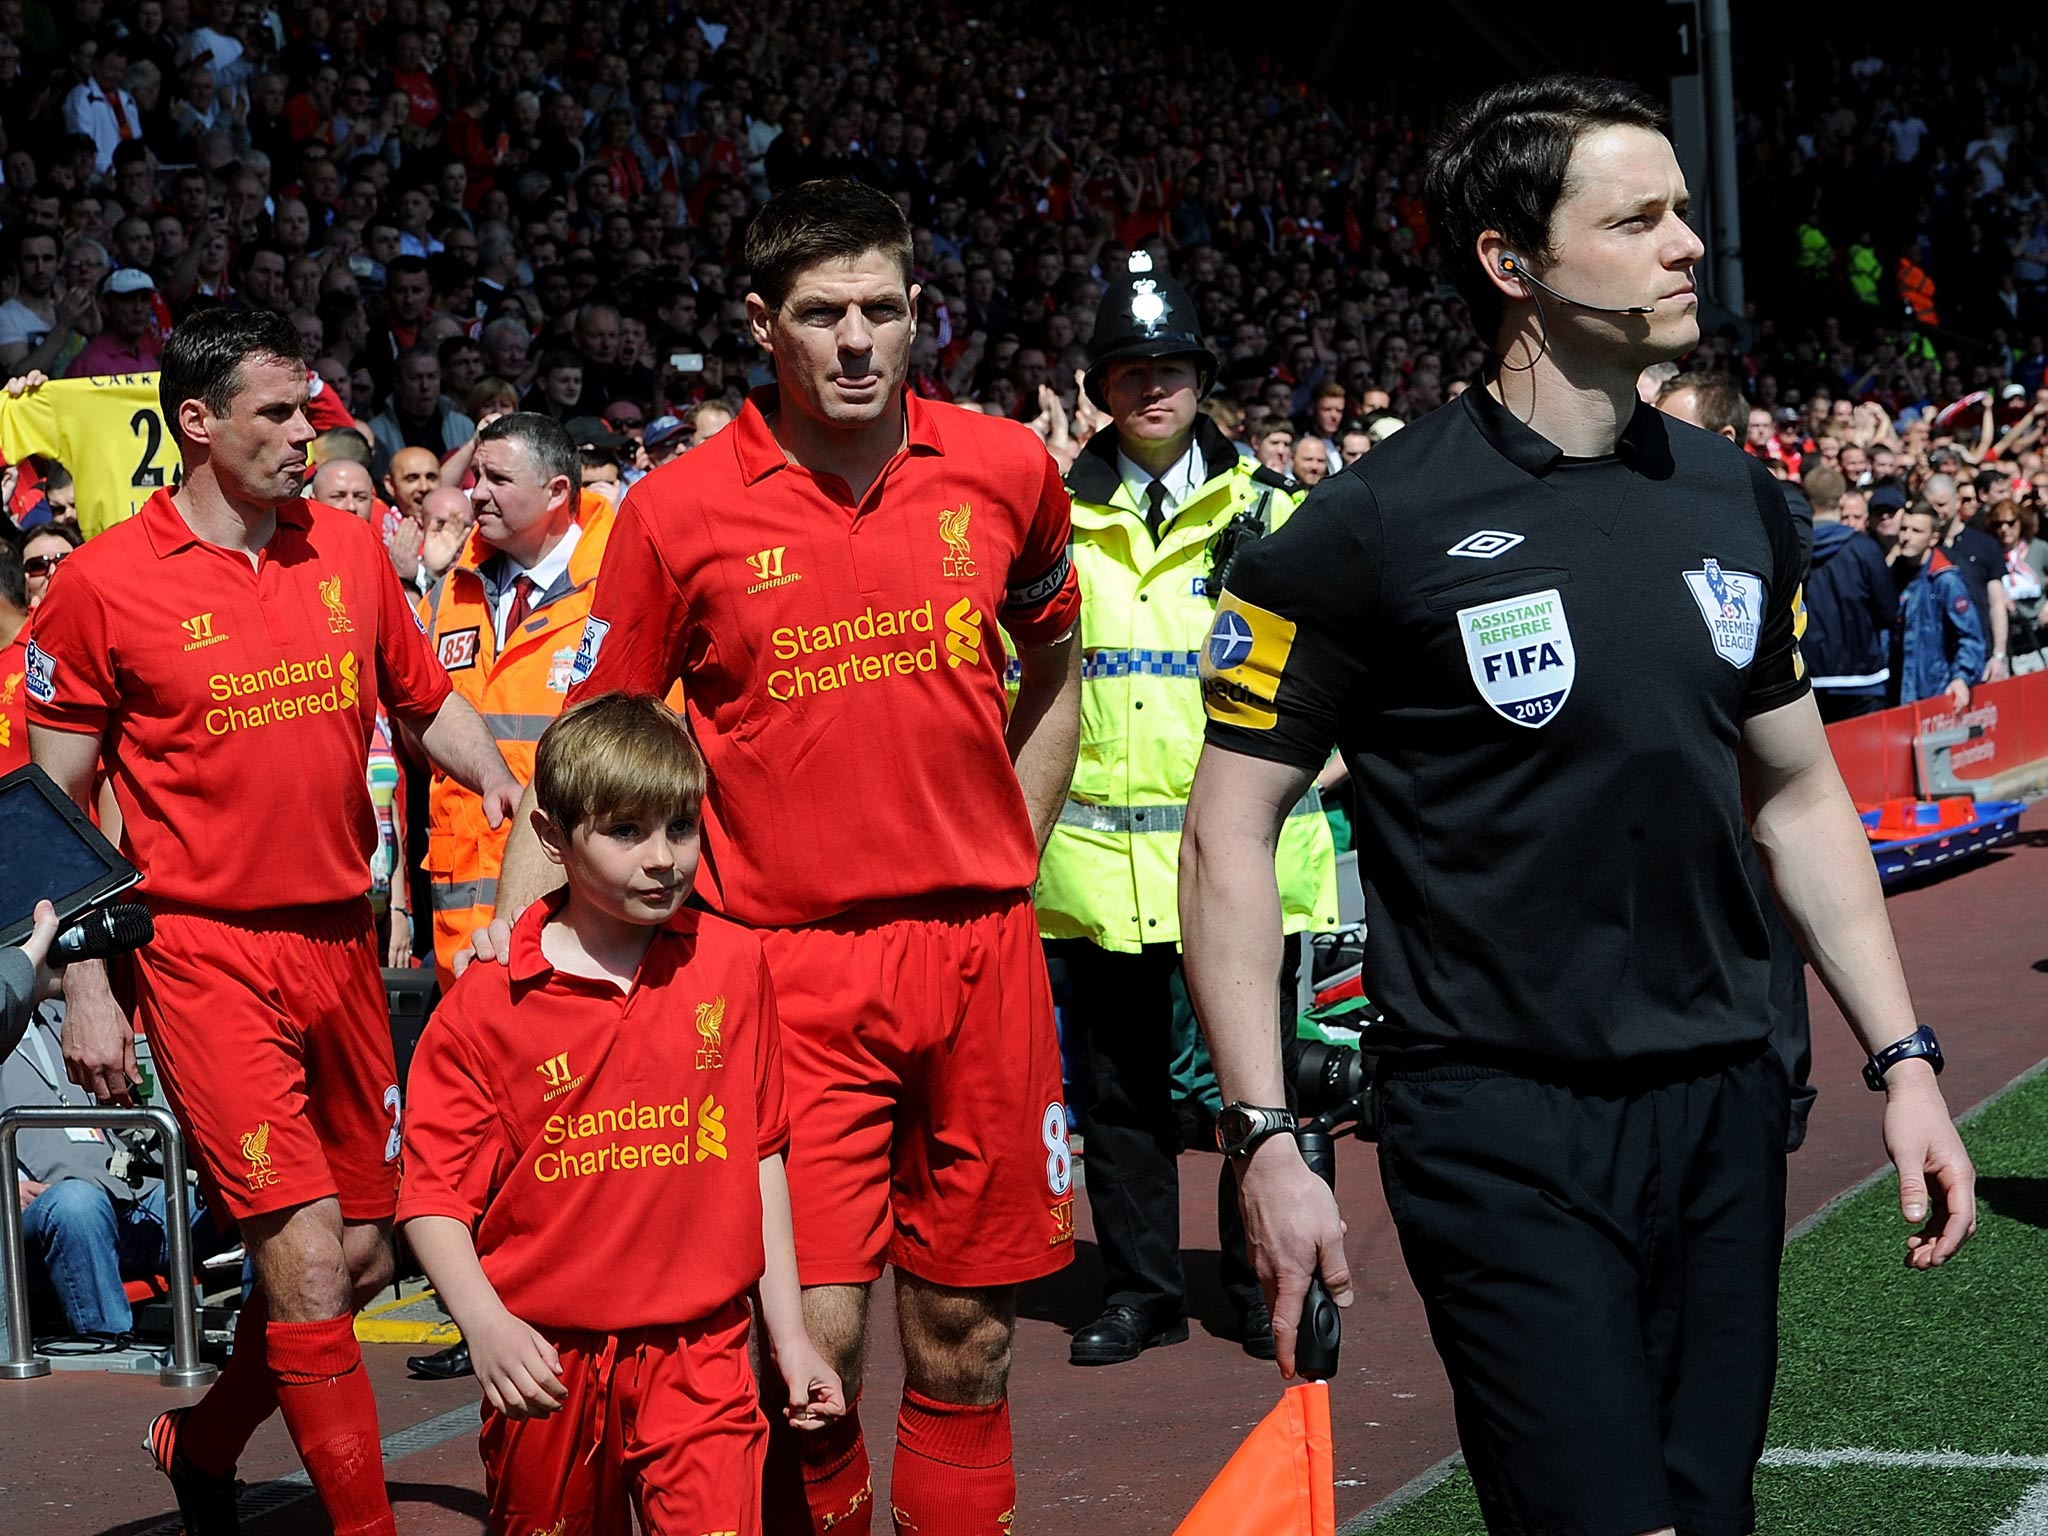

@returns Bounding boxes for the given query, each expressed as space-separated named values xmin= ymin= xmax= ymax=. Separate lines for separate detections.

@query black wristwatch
xmin=1863 ymin=1024 xmax=1945 ymax=1092
xmin=1215 ymin=1103 xmax=1297 ymax=1162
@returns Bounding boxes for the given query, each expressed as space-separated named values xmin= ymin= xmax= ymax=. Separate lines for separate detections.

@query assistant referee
xmin=1182 ymin=77 xmax=1976 ymax=1536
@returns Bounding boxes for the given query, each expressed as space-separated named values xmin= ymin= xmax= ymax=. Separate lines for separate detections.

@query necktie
xmin=502 ymin=574 xmax=536 ymax=640
xmin=112 ymin=95 xmax=133 ymax=142
xmin=1144 ymin=478 xmax=1168 ymax=540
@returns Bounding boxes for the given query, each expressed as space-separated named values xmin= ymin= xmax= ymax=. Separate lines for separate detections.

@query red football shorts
xmin=758 ymin=892 xmax=1075 ymax=1289
xmin=131 ymin=900 xmax=401 ymax=1224
xmin=479 ymin=1304 xmax=764 ymax=1536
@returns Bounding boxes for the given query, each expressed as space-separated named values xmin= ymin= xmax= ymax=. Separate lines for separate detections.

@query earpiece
xmin=1496 ymin=252 xmax=1655 ymax=317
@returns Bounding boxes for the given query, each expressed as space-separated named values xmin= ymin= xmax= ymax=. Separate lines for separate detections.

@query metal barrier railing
xmin=0 ymin=1105 xmax=217 ymax=1386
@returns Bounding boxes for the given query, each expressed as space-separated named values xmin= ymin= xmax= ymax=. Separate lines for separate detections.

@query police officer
xmin=1183 ymin=77 xmax=1974 ymax=1536
xmin=1043 ymin=251 xmax=1339 ymax=1366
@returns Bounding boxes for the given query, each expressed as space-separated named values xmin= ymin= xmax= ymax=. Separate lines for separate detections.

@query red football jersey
xmin=0 ymin=627 xmax=28 ymax=775
xmin=26 ymin=490 xmax=453 ymax=910
xmin=567 ymin=388 xmax=1082 ymax=927
xmin=398 ymin=900 xmax=791 ymax=1332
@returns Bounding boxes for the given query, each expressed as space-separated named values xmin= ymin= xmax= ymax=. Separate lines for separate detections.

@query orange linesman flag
xmin=1173 ymin=1381 xmax=1336 ymax=1536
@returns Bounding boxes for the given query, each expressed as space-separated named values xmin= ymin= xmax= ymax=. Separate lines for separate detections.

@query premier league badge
xmin=1456 ymin=589 xmax=1576 ymax=729
xmin=568 ymin=616 xmax=609 ymax=686
xmin=22 ymin=639 xmax=55 ymax=704
xmin=1682 ymin=558 xmax=1764 ymax=668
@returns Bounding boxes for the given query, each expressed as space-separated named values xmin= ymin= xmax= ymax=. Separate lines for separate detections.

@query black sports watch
xmin=1862 ymin=1025 xmax=1945 ymax=1092
xmin=1215 ymin=1103 xmax=1297 ymax=1161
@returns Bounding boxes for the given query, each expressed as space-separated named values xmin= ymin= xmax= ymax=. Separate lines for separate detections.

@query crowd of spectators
xmin=0 ymin=4 xmax=2041 ymax=680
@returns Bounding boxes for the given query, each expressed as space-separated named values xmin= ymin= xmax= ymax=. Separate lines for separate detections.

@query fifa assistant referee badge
xmin=1863 ymin=1024 xmax=1945 ymax=1091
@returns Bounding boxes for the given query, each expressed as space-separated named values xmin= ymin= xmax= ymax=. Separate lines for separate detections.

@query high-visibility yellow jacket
xmin=415 ymin=491 xmax=614 ymax=983
xmin=1035 ymin=421 xmax=1340 ymax=953
xmin=1795 ymin=222 xmax=1833 ymax=277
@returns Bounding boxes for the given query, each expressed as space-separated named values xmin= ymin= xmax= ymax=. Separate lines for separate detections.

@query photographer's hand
xmin=61 ymin=959 xmax=138 ymax=1105
xmin=20 ymin=899 xmax=62 ymax=1001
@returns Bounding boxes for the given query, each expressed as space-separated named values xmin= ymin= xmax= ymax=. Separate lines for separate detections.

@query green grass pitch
xmin=1355 ymin=1063 xmax=2048 ymax=1534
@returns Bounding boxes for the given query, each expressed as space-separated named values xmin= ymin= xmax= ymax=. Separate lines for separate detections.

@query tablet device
xmin=0 ymin=763 xmax=142 ymax=948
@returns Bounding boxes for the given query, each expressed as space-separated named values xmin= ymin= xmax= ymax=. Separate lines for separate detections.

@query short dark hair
xmin=159 ymin=306 xmax=303 ymax=451
xmin=744 ymin=178 xmax=914 ymax=309
xmin=1424 ymin=75 xmax=1667 ymax=344
xmin=479 ymin=411 xmax=579 ymax=492
xmin=0 ymin=540 xmax=25 ymax=612
xmin=1658 ymin=371 xmax=1747 ymax=440
xmin=385 ymin=253 xmax=430 ymax=285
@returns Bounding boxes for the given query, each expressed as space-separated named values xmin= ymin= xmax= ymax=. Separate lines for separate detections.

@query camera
xmin=1294 ymin=1037 xmax=1368 ymax=1118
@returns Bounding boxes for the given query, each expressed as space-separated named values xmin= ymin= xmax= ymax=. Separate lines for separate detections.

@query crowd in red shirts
xmin=1 ymin=6 xmax=2047 ymax=698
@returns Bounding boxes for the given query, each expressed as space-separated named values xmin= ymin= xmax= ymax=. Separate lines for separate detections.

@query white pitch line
xmin=1761 ymin=1448 xmax=2048 ymax=1473
xmin=1992 ymin=1478 xmax=2048 ymax=1536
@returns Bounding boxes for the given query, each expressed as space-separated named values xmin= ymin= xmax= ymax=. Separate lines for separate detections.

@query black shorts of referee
xmin=1377 ymin=1041 xmax=1789 ymax=1536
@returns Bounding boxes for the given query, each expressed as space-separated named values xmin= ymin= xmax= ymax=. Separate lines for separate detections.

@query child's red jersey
xmin=400 ymin=898 xmax=790 ymax=1332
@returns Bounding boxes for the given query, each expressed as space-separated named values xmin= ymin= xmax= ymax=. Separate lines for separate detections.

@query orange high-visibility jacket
xmin=415 ymin=491 xmax=615 ymax=983
xmin=1898 ymin=257 xmax=1940 ymax=326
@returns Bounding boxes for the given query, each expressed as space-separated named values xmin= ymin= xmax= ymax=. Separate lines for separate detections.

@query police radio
xmin=1206 ymin=488 xmax=1274 ymax=599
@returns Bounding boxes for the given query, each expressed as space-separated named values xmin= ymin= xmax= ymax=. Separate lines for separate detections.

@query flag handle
xmin=1294 ymin=1128 xmax=1343 ymax=1380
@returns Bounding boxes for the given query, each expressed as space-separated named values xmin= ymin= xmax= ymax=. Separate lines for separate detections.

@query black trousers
xmin=1048 ymin=936 xmax=1302 ymax=1317
xmin=1380 ymin=1046 xmax=1788 ymax=1536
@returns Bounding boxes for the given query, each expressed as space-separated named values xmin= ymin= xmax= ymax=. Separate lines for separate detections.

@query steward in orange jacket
xmin=415 ymin=430 xmax=614 ymax=984
xmin=1898 ymin=256 xmax=1939 ymax=327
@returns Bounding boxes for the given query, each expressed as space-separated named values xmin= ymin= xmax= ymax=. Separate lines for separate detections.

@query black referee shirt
xmin=1202 ymin=384 xmax=1811 ymax=1065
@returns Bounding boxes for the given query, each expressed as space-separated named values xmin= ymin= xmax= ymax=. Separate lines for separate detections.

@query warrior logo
xmin=535 ymin=1052 xmax=585 ymax=1102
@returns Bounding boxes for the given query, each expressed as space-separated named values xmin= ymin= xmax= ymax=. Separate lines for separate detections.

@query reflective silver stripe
xmin=1810 ymin=668 xmax=1890 ymax=689
xmin=483 ymin=712 xmax=555 ymax=742
xmin=1058 ymin=788 xmax=1322 ymax=835
xmin=429 ymin=877 xmax=498 ymax=911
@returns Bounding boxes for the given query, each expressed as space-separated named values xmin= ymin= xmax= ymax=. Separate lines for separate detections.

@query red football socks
xmin=178 ymin=1288 xmax=279 ymax=1477
xmin=764 ymin=1388 xmax=874 ymax=1535
xmin=890 ymin=1389 xmax=1015 ymax=1536
xmin=265 ymin=1314 xmax=394 ymax=1536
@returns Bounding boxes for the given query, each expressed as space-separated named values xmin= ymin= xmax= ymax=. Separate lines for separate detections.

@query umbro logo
xmin=1446 ymin=530 xmax=1526 ymax=560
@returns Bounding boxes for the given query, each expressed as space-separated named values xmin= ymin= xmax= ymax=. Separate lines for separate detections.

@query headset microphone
xmin=1498 ymin=254 xmax=1656 ymax=317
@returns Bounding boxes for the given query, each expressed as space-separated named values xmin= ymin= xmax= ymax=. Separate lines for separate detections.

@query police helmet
xmin=1083 ymin=251 xmax=1217 ymax=411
